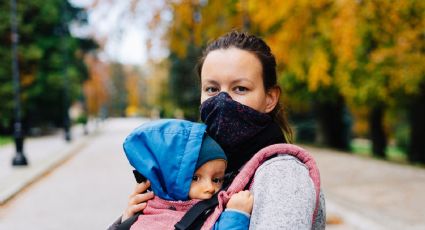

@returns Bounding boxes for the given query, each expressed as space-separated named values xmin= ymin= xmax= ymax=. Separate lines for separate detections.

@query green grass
xmin=350 ymin=139 xmax=408 ymax=163
xmin=0 ymin=136 xmax=13 ymax=146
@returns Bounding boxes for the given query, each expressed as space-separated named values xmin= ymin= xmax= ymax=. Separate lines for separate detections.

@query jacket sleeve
xmin=213 ymin=210 xmax=250 ymax=230
xmin=249 ymin=155 xmax=317 ymax=230
xmin=107 ymin=214 xmax=141 ymax=230
xmin=107 ymin=216 xmax=122 ymax=230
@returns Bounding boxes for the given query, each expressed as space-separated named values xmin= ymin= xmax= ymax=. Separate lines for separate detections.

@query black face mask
xmin=200 ymin=92 xmax=285 ymax=172
xmin=200 ymin=92 xmax=272 ymax=148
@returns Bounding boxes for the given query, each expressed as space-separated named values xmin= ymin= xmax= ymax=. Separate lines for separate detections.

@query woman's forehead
xmin=203 ymin=47 xmax=259 ymax=65
xmin=201 ymin=48 xmax=263 ymax=81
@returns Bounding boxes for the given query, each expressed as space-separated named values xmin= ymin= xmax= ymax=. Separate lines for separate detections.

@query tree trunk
xmin=408 ymin=88 xmax=425 ymax=163
xmin=369 ymin=105 xmax=387 ymax=158
xmin=315 ymin=96 xmax=351 ymax=151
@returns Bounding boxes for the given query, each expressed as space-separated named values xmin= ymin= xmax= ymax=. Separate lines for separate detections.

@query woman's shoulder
xmin=252 ymin=153 xmax=315 ymax=194
xmin=256 ymin=153 xmax=309 ymax=173
xmin=252 ymin=154 xmax=313 ymax=192
xmin=252 ymin=144 xmax=320 ymax=186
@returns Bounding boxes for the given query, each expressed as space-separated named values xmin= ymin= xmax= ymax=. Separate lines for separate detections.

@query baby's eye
xmin=192 ymin=175 xmax=200 ymax=182
xmin=234 ymin=86 xmax=248 ymax=93
xmin=212 ymin=177 xmax=223 ymax=184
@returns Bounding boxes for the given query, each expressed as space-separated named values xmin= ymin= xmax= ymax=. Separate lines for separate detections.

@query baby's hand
xmin=226 ymin=190 xmax=254 ymax=214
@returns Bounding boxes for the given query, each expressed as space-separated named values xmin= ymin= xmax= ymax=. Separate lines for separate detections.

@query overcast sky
xmin=69 ymin=0 xmax=169 ymax=65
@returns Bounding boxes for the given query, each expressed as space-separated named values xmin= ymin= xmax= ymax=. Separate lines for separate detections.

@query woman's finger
xmin=129 ymin=191 xmax=154 ymax=205
xmin=122 ymin=202 xmax=147 ymax=222
xmin=131 ymin=180 xmax=151 ymax=195
xmin=129 ymin=202 xmax=148 ymax=214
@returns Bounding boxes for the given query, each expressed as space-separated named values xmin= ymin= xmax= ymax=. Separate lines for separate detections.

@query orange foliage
xmin=150 ymin=0 xmax=424 ymax=111
xmin=125 ymin=67 xmax=141 ymax=116
xmin=83 ymin=54 xmax=109 ymax=116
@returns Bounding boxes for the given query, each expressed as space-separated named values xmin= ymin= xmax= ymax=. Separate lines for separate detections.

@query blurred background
xmin=1 ymin=0 xmax=424 ymax=164
xmin=0 ymin=0 xmax=425 ymax=229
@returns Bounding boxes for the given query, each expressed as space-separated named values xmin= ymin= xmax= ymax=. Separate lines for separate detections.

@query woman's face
xmin=200 ymin=47 xmax=278 ymax=113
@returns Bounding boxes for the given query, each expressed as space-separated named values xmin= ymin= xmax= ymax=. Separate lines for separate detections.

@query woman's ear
xmin=265 ymin=86 xmax=280 ymax=113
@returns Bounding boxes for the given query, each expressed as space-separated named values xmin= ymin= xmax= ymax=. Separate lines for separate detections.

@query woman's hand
xmin=226 ymin=190 xmax=254 ymax=214
xmin=121 ymin=180 xmax=154 ymax=222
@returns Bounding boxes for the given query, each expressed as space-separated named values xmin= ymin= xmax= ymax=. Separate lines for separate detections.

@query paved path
xmin=0 ymin=118 xmax=424 ymax=229
xmin=307 ymin=145 xmax=425 ymax=230
xmin=0 ymin=118 xmax=148 ymax=229
xmin=0 ymin=122 xmax=94 ymax=204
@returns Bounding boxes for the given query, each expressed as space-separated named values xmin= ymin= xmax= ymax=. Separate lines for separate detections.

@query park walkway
xmin=307 ymin=145 xmax=425 ymax=230
xmin=0 ymin=121 xmax=100 ymax=205
xmin=0 ymin=118 xmax=424 ymax=229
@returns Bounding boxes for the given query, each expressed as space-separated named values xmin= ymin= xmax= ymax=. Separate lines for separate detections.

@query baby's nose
xmin=203 ymin=181 xmax=215 ymax=193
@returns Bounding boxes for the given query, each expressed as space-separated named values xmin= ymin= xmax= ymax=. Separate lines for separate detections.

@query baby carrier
xmin=198 ymin=143 xmax=321 ymax=229
xmin=122 ymin=143 xmax=320 ymax=230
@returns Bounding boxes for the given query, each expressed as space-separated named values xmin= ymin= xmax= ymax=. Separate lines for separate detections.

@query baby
xmin=123 ymin=119 xmax=253 ymax=229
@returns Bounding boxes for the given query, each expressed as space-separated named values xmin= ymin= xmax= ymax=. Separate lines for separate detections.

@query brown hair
xmin=197 ymin=31 xmax=293 ymax=143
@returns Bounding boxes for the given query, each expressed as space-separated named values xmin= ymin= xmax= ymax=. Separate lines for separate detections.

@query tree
xmin=83 ymin=53 xmax=109 ymax=117
xmin=142 ymin=0 xmax=246 ymax=120
xmin=168 ymin=45 xmax=201 ymax=121
xmin=108 ymin=63 xmax=128 ymax=117
xmin=350 ymin=0 xmax=425 ymax=161
xmin=145 ymin=0 xmax=424 ymax=160
xmin=0 ymin=0 xmax=97 ymax=134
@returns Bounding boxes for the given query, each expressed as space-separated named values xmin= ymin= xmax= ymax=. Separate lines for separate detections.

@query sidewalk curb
xmin=0 ymin=128 xmax=100 ymax=205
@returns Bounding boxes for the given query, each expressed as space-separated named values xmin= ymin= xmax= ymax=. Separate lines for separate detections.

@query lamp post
xmin=62 ymin=3 xmax=71 ymax=142
xmin=63 ymin=53 xmax=71 ymax=142
xmin=10 ymin=0 xmax=28 ymax=166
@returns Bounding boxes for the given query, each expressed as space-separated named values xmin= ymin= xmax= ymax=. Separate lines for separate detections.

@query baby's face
xmin=189 ymin=159 xmax=226 ymax=200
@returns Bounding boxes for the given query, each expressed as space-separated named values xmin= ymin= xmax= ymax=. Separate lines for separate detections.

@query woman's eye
xmin=234 ymin=86 xmax=248 ymax=93
xmin=205 ymin=86 xmax=219 ymax=94
xmin=192 ymin=175 xmax=200 ymax=181
xmin=212 ymin=178 xmax=223 ymax=184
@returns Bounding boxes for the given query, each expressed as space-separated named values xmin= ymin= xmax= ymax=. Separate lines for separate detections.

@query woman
xmin=114 ymin=31 xmax=326 ymax=229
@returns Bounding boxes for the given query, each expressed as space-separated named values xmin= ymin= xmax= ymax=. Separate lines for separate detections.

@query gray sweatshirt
xmin=249 ymin=154 xmax=326 ymax=230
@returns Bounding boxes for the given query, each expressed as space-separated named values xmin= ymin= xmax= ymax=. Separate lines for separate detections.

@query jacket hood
xmin=123 ymin=119 xmax=206 ymax=201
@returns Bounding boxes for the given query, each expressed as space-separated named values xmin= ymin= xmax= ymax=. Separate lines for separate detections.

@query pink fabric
xmin=130 ymin=196 xmax=200 ymax=230
xmin=201 ymin=144 xmax=321 ymax=230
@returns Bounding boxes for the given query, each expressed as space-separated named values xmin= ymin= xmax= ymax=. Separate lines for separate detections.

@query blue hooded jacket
xmin=123 ymin=119 xmax=206 ymax=201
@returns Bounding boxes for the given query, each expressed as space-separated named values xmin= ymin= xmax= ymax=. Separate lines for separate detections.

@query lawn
xmin=350 ymin=138 xmax=407 ymax=163
xmin=0 ymin=136 xmax=12 ymax=146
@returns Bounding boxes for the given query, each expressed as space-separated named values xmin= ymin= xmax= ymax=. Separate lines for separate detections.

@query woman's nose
xmin=217 ymin=91 xmax=233 ymax=99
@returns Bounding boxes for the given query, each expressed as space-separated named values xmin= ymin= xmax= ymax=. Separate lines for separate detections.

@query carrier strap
xmin=174 ymin=171 xmax=236 ymax=230
xmin=174 ymin=192 xmax=219 ymax=230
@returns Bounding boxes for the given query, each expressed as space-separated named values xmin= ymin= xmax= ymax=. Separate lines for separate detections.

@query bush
xmin=395 ymin=123 xmax=410 ymax=152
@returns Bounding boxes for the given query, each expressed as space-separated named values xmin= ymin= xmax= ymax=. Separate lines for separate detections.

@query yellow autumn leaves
xmin=160 ymin=0 xmax=423 ymax=108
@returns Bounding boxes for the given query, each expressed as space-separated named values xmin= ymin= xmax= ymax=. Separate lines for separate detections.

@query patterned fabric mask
xmin=200 ymin=92 xmax=272 ymax=149
xmin=200 ymin=92 xmax=286 ymax=172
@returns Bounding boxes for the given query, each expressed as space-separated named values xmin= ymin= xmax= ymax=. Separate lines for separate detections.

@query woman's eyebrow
xmin=202 ymin=79 xmax=219 ymax=85
xmin=232 ymin=78 xmax=254 ymax=84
